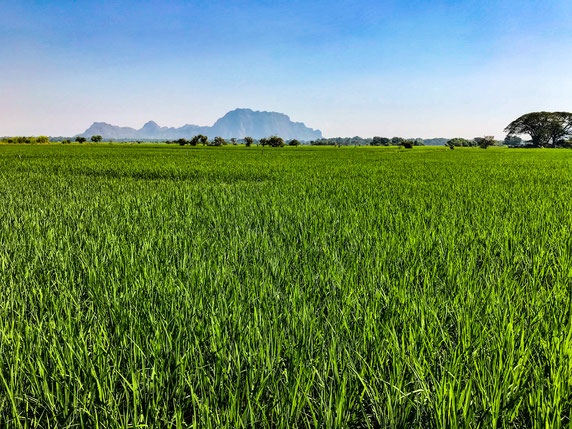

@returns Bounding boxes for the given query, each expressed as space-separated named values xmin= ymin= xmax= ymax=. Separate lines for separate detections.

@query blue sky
xmin=1 ymin=0 xmax=571 ymax=138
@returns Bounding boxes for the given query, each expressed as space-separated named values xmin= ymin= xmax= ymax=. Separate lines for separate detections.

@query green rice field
xmin=0 ymin=144 xmax=571 ymax=427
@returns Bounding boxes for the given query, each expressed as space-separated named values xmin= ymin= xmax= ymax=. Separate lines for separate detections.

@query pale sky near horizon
xmin=1 ymin=0 xmax=571 ymax=139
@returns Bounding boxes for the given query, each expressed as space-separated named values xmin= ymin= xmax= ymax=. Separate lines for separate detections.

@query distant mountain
xmin=78 ymin=108 xmax=322 ymax=140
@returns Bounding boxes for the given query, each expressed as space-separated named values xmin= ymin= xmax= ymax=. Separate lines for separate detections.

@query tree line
xmin=171 ymin=135 xmax=299 ymax=147
xmin=3 ymin=112 xmax=571 ymax=148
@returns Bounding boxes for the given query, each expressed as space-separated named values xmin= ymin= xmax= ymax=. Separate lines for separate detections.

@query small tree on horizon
xmin=244 ymin=136 xmax=254 ymax=147
xmin=91 ymin=135 xmax=103 ymax=143
xmin=211 ymin=136 xmax=227 ymax=146
xmin=288 ymin=139 xmax=300 ymax=147
xmin=401 ymin=140 xmax=415 ymax=149
xmin=476 ymin=136 xmax=496 ymax=149
xmin=268 ymin=136 xmax=285 ymax=147
xmin=75 ymin=137 xmax=86 ymax=143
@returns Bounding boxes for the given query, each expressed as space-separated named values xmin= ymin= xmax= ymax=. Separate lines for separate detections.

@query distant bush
xmin=1 ymin=136 xmax=50 ymax=144
xmin=401 ymin=140 xmax=415 ymax=149
xmin=446 ymin=138 xmax=477 ymax=149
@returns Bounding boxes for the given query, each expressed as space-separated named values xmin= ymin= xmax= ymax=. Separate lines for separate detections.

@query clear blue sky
xmin=1 ymin=0 xmax=571 ymax=138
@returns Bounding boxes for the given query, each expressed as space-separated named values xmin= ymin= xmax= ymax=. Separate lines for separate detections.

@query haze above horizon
xmin=1 ymin=0 xmax=571 ymax=138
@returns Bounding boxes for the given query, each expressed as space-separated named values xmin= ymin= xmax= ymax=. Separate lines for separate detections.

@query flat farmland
xmin=1 ymin=144 xmax=571 ymax=427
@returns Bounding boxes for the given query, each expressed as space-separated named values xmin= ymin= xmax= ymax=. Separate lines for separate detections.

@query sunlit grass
xmin=0 ymin=144 xmax=571 ymax=427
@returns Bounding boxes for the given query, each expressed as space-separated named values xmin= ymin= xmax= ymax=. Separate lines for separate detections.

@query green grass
xmin=0 ymin=144 xmax=571 ymax=428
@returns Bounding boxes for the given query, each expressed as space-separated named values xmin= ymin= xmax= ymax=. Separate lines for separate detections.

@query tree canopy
xmin=504 ymin=112 xmax=572 ymax=147
xmin=211 ymin=136 xmax=227 ymax=146
xmin=268 ymin=136 xmax=284 ymax=147
xmin=475 ymin=136 xmax=496 ymax=149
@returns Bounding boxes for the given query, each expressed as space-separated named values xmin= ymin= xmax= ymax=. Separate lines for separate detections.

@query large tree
xmin=504 ymin=112 xmax=572 ymax=147
xmin=547 ymin=112 xmax=572 ymax=147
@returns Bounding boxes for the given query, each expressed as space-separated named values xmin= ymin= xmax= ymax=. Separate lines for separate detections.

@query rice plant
xmin=0 ymin=144 xmax=571 ymax=427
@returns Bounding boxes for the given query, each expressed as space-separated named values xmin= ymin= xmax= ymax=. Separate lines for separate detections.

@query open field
xmin=1 ymin=144 xmax=571 ymax=427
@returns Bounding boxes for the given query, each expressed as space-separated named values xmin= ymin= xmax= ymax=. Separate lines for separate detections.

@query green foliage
xmin=371 ymin=136 xmax=390 ymax=146
xmin=0 ymin=136 xmax=50 ymax=144
xmin=244 ymin=136 xmax=254 ymax=147
xmin=446 ymin=138 xmax=476 ymax=149
xmin=268 ymin=135 xmax=285 ymax=147
xmin=505 ymin=111 xmax=572 ymax=147
xmin=476 ymin=136 xmax=496 ymax=149
xmin=91 ymin=135 xmax=103 ymax=143
xmin=0 ymin=145 xmax=572 ymax=427
xmin=288 ymin=139 xmax=300 ymax=147
xmin=401 ymin=139 xmax=415 ymax=149
xmin=211 ymin=136 xmax=227 ymax=146
xmin=75 ymin=136 xmax=86 ymax=143
xmin=504 ymin=135 xmax=523 ymax=146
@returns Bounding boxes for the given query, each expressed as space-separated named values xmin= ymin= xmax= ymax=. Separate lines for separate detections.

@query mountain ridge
xmin=78 ymin=108 xmax=323 ymax=140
